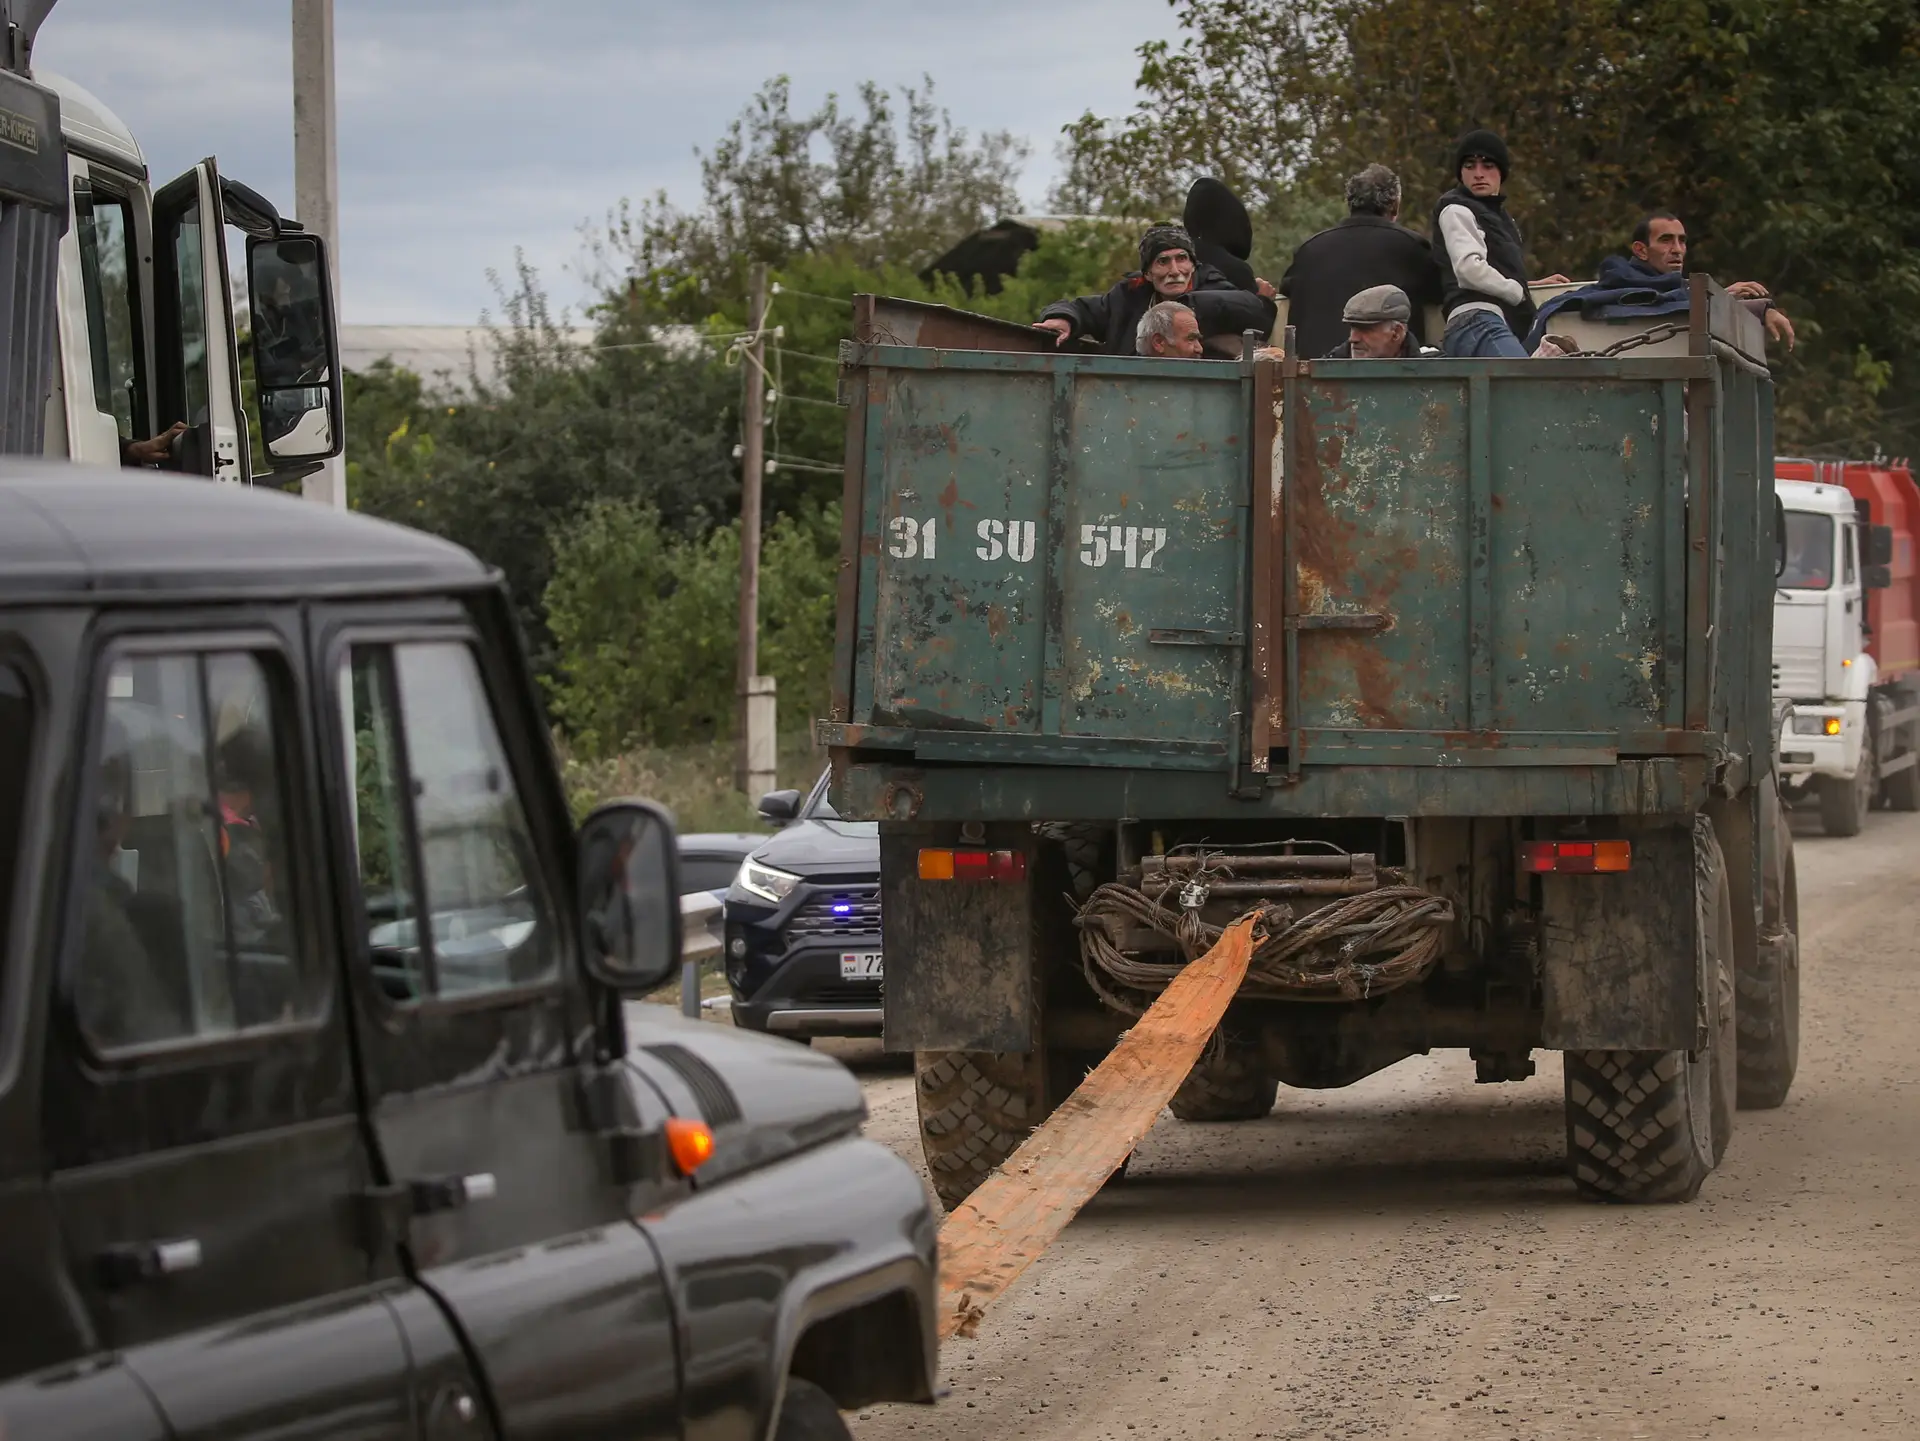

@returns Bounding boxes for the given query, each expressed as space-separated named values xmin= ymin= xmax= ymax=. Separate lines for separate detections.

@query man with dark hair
xmin=1278 ymin=163 xmax=1443 ymax=362
xmin=1525 ymin=211 xmax=1797 ymax=352
xmin=1430 ymin=130 xmax=1569 ymax=358
xmin=1034 ymin=222 xmax=1276 ymax=355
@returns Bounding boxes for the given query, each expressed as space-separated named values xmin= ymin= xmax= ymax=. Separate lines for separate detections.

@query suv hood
xmin=622 ymin=1009 xmax=866 ymax=1186
xmin=752 ymin=818 xmax=879 ymax=876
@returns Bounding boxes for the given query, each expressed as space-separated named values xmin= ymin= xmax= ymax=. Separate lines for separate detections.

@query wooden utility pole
xmin=735 ymin=263 xmax=775 ymax=797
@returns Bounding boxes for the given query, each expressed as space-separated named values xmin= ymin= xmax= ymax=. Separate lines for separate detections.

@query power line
xmin=771 ymin=282 xmax=853 ymax=310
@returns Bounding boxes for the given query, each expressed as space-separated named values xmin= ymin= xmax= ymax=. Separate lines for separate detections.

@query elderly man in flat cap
xmin=1034 ymin=221 xmax=1275 ymax=356
xmin=1323 ymin=285 xmax=1437 ymax=358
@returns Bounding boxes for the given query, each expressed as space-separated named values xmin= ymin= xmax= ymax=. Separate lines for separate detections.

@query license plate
xmin=839 ymin=951 xmax=883 ymax=979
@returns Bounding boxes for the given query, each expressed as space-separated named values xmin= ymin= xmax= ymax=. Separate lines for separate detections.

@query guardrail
xmin=679 ymin=892 xmax=725 ymax=1017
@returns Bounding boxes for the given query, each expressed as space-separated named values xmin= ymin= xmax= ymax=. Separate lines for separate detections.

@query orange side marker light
xmin=665 ymin=1117 xmax=715 ymax=1176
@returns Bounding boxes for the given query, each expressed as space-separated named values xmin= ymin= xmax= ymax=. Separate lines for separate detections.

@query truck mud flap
xmin=880 ymin=822 xmax=1040 ymax=1052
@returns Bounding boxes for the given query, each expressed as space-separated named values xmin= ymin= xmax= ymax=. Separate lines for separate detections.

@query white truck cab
xmin=1775 ymin=477 xmax=1889 ymax=833
xmin=35 ymin=69 xmax=342 ymax=485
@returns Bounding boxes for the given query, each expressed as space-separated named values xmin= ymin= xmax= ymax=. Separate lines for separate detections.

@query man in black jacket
xmin=1279 ymin=164 xmax=1442 ymax=361
xmin=1430 ymin=129 xmax=1569 ymax=358
xmin=1033 ymin=224 xmax=1275 ymax=355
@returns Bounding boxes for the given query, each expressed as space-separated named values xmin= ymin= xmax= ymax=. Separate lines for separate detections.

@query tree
xmin=349 ymin=259 xmax=743 ymax=667
xmin=597 ymin=75 xmax=1028 ymax=323
xmin=542 ymin=501 xmax=839 ymax=754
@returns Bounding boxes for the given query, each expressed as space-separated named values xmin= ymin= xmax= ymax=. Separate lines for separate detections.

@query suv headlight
xmin=736 ymin=857 xmax=802 ymax=904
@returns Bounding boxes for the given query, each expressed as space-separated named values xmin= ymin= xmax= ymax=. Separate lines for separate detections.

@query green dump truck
xmin=823 ymin=284 xmax=1799 ymax=1208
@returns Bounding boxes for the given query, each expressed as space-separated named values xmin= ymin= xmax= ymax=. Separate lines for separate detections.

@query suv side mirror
xmin=756 ymin=789 xmax=801 ymax=823
xmin=1869 ymin=523 xmax=1895 ymax=567
xmin=246 ymin=234 xmax=344 ymax=464
xmin=1866 ymin=562 xmax=1893 ymax=590
xmin=577 ymin=800 xmax=681 ymax=992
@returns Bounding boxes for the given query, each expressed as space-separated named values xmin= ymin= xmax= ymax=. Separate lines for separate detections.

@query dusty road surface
xmin=842 ymin=811 xmax=1920 ymax=1440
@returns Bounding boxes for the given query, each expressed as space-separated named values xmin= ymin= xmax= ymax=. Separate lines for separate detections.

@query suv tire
xmin=773 ymin=1378 xmax=853 ymax=1441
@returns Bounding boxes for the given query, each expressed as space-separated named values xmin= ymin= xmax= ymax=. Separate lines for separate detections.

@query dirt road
xmin=845 ymin=811 xmax=1920 ymax=1440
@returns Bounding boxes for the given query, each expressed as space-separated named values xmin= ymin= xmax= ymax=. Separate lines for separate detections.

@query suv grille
xmin=785 ymin=888 xmax=882 ymax=946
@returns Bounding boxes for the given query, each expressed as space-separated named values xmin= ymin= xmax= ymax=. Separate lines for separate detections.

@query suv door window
xmin=348 ymin=641 xmax=554 ymax=1002
xmin=72 ymin=650 xmax=318 ymax=1052
xmin=46 ymin=625 xmax=421 ymax=1438
xmin=73 ymin=181 xmax=148 ymax=442
xmin=330 ymin=621 xmax=678 ymax=1440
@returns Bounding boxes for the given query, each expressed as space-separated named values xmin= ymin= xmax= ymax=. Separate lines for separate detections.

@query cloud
xmin=36 ymin=0 xmax=1178 ymax=322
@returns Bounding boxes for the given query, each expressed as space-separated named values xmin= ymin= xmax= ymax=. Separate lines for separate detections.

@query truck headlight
xmin=736 ymin=857 xmax=802 ymax=904
xmin=1790 ymin=714 xmax=1841 ymax=735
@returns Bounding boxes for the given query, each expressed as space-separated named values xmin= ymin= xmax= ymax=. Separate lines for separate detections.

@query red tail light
xmin=1521 ymin=840 xmax=1631 ymax=874
xmin=918 ymin=848 xmax=1027 ymax=882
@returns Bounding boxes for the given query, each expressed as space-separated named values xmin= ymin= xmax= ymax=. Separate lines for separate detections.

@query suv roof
xmin=0 ymin=465 xmax=490 ymax=602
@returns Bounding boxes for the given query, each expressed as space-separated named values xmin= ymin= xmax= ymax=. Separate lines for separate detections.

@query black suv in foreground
xmin=726 ymin=771 xmax=885 ymax=1039
xmin=0 ymin=469 xmax=935 ymax=1440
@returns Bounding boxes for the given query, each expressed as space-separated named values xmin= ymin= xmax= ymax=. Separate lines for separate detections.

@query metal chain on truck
xmin=1073 ymin=872 xmax=1453 ymax=1013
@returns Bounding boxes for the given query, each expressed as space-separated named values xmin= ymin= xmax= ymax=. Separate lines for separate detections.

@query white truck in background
xmin=1774 ymin=461 xmax=1920 ymax=835
xmin=0 ymin=2 xmax=343 ymax=481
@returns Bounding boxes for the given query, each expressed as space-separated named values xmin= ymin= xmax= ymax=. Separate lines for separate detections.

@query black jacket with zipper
xmin=1279 ymin=214 xmax=1444 ymax=363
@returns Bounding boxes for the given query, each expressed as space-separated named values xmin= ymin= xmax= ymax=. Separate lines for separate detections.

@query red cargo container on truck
xmin=1772 ymin=458 xmax=1920 ymax=833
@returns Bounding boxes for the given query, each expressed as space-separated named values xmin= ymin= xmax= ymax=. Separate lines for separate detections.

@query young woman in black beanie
xmin=1430 ymin=129 xmax=1567 ymax=357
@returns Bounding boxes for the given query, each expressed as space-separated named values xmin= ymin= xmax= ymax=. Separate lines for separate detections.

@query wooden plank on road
xmin=935 ymin=915 xmax=1260 ymax=1340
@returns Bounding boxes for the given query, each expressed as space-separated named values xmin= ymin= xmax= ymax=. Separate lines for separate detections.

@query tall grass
xmin=556 ymin=731 xmax=827 ymax=835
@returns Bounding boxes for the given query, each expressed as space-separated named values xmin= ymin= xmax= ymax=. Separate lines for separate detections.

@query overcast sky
xmin=36 ymin=0 xmax=1180 ymax=324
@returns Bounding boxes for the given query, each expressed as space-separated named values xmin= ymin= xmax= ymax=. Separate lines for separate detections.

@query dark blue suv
xmin=724 ymin=769 xmax=883 ymax=1040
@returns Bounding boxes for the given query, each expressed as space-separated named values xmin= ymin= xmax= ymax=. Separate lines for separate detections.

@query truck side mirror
xmin=1775 ymin=496 xmax=1788 ymax=579
xmin=1869 ymin=523 xmax=1895 ymax=567
xmin=246 ymin=234 xmax=344 ymax=465
xmin=1866 ymin=562 xmax=1893 ymax=590
xmin=577 ymin=799 xmax=682 ymax=993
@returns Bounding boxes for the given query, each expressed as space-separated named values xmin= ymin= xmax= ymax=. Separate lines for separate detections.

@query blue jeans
xmin=1443 ymin=310 xmax=1529 ymax=358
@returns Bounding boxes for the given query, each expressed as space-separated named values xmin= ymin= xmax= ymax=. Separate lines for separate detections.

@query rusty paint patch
xmin=986 ymin=604 xmax=1009 ymax=640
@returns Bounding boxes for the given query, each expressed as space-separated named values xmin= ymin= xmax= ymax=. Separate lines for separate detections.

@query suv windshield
xmin=1781 ymin=511 xmax=1835 ymax=590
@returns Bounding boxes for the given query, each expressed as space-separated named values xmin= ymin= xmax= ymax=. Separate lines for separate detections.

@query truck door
xmin=150 ymin=160 xmax=249 ymax=483
xmin=59 ymin=161 xmax=150 ymax=466
xmin=315 ymin=600 xmax=680 ymax=1441
xmin=1834 ymin=519 xmax=1865 ymax=691
xmin=43 ymin=617 xmax=425 ymax=1438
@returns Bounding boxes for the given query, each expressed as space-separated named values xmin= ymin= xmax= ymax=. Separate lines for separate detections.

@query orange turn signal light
xmin=664 ymin=1117 xmax=715 ymax=1176
xmin=1824 ymin=716 xmax=1842 ymax=736
xmin=1521 ymin=839 xmax=1631 ymax=874
xmin=917 ymin=848 xmax=1027 ymax=882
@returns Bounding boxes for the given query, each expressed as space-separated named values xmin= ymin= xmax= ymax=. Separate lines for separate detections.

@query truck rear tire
xmin=1818 ymin=723 xmax=1875 ymax=835
xmin=1167 ymin=1037 xmax=1278 ymax=1121
xmin=1737 ymin=849 xmax=1800 ymax=1110
xmin=915 ymin=1051 xmax=1044 ymax=1211
xmin=773 ymin=1378 xmax=853 ymax=1441
xmin=1563 ymin=820 xmax=1737 ymax=1203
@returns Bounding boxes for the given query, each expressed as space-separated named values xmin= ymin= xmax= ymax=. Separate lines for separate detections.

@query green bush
xmin=543 ymin=500 xmax=838 ymax=757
